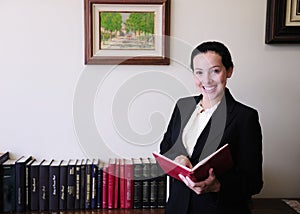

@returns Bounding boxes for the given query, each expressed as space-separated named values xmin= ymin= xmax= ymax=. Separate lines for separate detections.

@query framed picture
xmin=84 ymin=0 xmax=171 ymax=65
xmin=265 ymin=0 xmax=300 ymax=43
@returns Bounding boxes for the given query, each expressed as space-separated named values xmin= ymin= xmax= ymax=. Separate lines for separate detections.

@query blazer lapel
xmin=191 ymin=88 xmax=237 ymax=162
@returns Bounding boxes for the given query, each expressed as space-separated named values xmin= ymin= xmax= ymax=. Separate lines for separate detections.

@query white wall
xmin=1 ymin=0 xmax=300 ymax=198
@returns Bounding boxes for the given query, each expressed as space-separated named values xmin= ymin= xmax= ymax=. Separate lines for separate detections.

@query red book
xmin=101 ymin=163 xmax=108 ymax=209
xmin=114 ymin=159 xmax=120 ymax=209
xmin=119 ymin=159 xmax=125 ymax=209
xmin=124 ymin=159 xmax=134 ymax=209
xmin=107 ymin=158 xmax=115 ymax=209
xmin=153 ymin=144 xmax=233 ymax=182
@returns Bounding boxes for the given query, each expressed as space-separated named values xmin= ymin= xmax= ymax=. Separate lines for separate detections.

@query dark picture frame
xmin=84 ymin=0 xmax=170 ymax=65
xmin=266 ymin=0 xmax=300 ymax=43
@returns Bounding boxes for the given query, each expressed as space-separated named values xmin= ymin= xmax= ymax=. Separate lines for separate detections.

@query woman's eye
xmin=212 ymin=69 xmax=221 ymax=73
xmin=195 ymin=71 xmax=202 ymax=75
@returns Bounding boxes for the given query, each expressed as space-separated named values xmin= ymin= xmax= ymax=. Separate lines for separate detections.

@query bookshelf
xmin=5 ymin=199 xmax=299 ymax=214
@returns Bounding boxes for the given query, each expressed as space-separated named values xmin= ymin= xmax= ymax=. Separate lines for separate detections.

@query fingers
xmin=178 ymin=174 xmax=206 ymax=195
xmin=174 ymin=155 xmax=193 ymax=168
xmin=178 ymin=168 xmax=220 ymax=194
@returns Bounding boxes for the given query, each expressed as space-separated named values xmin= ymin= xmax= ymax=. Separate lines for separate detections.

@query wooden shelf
xmin=8 ymin=199 xmax=300 ymax=214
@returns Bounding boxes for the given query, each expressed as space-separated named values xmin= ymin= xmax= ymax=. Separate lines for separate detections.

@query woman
xmin=160 ymin=41 xmax=263 ymax=214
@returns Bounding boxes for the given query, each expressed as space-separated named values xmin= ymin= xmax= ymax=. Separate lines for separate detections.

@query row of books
xmin=0 ymin=152 xmax=167 ymax=213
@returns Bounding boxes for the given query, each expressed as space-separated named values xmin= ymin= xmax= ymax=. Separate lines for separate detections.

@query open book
xmin=153 ymin=144 xmax=233 ymax=182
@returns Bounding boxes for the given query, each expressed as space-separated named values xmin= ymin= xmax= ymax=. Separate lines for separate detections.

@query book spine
xmin=119 ymin=160 xmax=125 ymax=209
xmin=133 ymin=162 xmax=142 ymax=209
xmin=16 ymin=160 xmax=28 ymax=212
xmin=142 ymin=160 xmax=150 ymax=209
xmin=157 ymin=174 xmax=167 ymax=208
xmin=0 ymin=152 xmax=9 ymax=212
xmin=39 ymin=163 xmax=50 ymax=211
xmin=91 ymin=162 xmax=98 ymax=209
xmin=74 ymin=163 xmax=81 ymax=210
xmin=124 ymin=163 xmax=133 ymax=209
xmin=85 ymin=162 xmax=92 ymax=209
xmin=149 ymin=161 xmax=158 ymax=208
xmin=25 ymin=162 xmax=31 ymax=211
xmin=59 ymin=163 xmax=68 ymax=210
xmin=102 ymin=165 xmax=108 ymax=209
xmin=80 ymin=162 xmax=86 ymax=209
xmin=107 ymin=162 xmax=115 ymax=209
xmin=96 ymin=165 xmax=103 ymax=209
xmin=114 ymin=160 xmax=120 ymax=209
xmin=67 ymin=163 xmax=76 ymax=210
xmin=30 ymin=164 xmax=39 ymax=211
xmin=1 ymin=163 xmax=16 ymax=212
xmin=0 ymin=152 xmax=9 ymax=164
xmin=49 ymin=164 xmax=60 ymax=211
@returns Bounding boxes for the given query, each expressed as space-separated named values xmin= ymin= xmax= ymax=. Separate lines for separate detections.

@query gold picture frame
xmin=84 ymin=0 xmax=171 ymax=65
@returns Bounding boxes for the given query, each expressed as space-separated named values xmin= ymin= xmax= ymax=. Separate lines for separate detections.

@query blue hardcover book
xmin=1 ymin=159 xmax=18 ymax=212
xmin=29 ymin=159 xmax=44 ymax=211
xmin=59 ymin=160 xmax=68 ymax=210
xmin=39 ymin=159 xmax=53 ymax=211
xmin=67 ymin=159 xmax=77 ymax=210
xmin=15 ymin=156 xmax=32 ymax=212
xmin=26 ymin=159 xmax=36 ymax=211
xmin=74 ymin=159 xmax=83 ymax=210
xmin=91 ymin=159 xmax=99 ymax=209
xmin=49 ymin=160 xmax=61 ymax=211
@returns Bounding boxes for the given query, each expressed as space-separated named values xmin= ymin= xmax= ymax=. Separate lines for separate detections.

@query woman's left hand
xmin=178 ymin=168 xmax=221 ymax=195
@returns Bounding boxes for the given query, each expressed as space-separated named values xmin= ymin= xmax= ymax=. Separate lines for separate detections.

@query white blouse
xmin=182 ymin=101 xmax=220 ymax=157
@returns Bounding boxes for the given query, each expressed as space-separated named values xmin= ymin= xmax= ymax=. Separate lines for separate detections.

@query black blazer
xmin=160 ymin=88 xmax=263 ymax=214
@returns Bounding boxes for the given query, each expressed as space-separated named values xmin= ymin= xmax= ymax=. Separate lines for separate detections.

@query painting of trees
xmin=100 ymin=11 xmax=155 ymax=50
xmin=100 ymin=12 xmax=122 ymax=42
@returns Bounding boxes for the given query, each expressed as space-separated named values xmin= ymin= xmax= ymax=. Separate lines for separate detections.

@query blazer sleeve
xmin=159 ymin=99 xmax=189 ymax=160
xmin=219 ymin=108 xmax=263 ymax=202
xmin=159 ymin=102 xmax=179 ymax=156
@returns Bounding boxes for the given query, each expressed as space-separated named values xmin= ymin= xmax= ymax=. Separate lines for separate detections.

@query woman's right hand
xmin=174 ymin=155 xmax=193 ymax=169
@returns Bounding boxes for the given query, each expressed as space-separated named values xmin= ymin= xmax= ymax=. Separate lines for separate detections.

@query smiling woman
xmin=159 ymin=41 xmax=263 ymax=214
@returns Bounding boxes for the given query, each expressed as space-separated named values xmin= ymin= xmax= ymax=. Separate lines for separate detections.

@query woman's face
xmin=193 ymin=51 xmax=233 ymax=105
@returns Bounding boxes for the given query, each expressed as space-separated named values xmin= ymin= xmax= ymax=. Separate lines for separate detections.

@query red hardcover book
xmin=114 ymin=159 xmax=120 ymax=209
xmin=119 ymin=159 xmax=125 ymax=209
xmin=124 ymin=159 xmax=134 ymax=209
xmin=101 ymin=163 xmax=108 ymax=209
xmin=107 ymin=158 xmax=115 ymax=209
xmin=153 ymin=144 xmax=233 ymax=182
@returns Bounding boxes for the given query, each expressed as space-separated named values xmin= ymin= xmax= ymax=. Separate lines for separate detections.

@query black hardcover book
xmin=1 ymin=159 xmax=18 ymax=213
xmin=74 ymin=159 xmax=83 ymax=210
xmin=91 ymin=159 xmax=99 ymax=209
xmin=39 ymin=159 xmax=53 ymax=211
xmin=15 ymin=156 xmax=32 ymax=212
xmin=132 ymin=158 xmax=143 ymax=209
xmin=49 ymin=160 xmax=61 ymax=211
xmin=149 ymin=158 xmax=158 ymax=208
xmin=157 ymin=166 xmax=167 ymax=208
xmin=79 ymin=159 xmax=86 ymax=209
xmin=0 ymin=152 xmax=9 ymax=164
xmin=67 ymin=159 xmax=77 ymax=210
xmin=25 ymin=159 xmax=35 ymax=211
xmin=30 ymin=159 xmax=44 ymax=211
xmin=141 ymin=158 xmax=151 ymax=209
xmin=0 ymin=152 xmax=9 ymax=212
xmin=96 ymin=160 xmax=104 ymax=209
xmin=85 ymin=159 xmax=92 ymax=209
xmin=59 ymin=160 xmax=68 ymax=210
